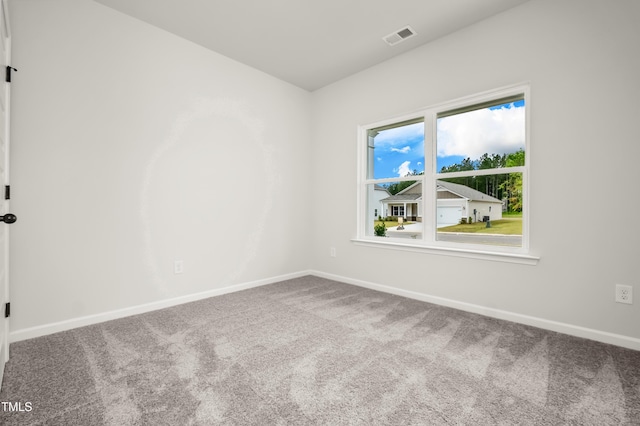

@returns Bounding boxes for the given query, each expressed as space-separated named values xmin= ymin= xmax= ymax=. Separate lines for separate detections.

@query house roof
xmin=374 ymin=184 xmax=390 ymax=195
xmin=380 ymin=181 xmax=421 ymax=203
xmin=380 ymin=180 xmax=502 ymax=203
xmin=380 ymin=192 xmax=422 ymax=203
xmin=437 ymin=180 xmax=502 ymax=203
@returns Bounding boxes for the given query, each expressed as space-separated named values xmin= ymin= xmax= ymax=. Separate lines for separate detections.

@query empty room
xmin=0 ymin=0 xmax=639 ymax=424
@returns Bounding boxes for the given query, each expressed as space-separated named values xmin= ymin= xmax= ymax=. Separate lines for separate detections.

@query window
xmin=362 ymin=118 xmax=424 ymax=237
xmin=357 ymin=85 xmax=532 ymax=260
xmin=392 ymin=206 xmax=405 ymax=217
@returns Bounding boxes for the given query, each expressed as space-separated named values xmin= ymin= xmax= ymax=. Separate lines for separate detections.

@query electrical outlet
xmin=330 ymin=247 xmax=336 ymax=257
xmin=615 ymin=284 xmax=632 ymax=304
xmin=174 ymin=260 xmax=184 ymax=274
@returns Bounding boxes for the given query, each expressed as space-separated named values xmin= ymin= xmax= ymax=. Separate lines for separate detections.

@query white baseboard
xmin=10 ymin=269 xmax=640 ymax=352
xmin=9 ymin=270 xmax=312 ymax=343
xmin=310 ymin=270 xmax=640 ymax=352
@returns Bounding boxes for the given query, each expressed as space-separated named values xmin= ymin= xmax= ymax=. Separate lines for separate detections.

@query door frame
xmin=0 ymin=0 xmax=12 ymax=376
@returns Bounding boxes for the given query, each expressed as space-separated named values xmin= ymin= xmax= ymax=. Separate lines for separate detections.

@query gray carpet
xmin=1 ymin=276 xmax=639 ymax=425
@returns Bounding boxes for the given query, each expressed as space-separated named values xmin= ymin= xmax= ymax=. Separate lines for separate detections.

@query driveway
xmin=385 ymin=222 xmax=422 ymax=239
xmin=384 ymin=223 xmax=522 ymax=247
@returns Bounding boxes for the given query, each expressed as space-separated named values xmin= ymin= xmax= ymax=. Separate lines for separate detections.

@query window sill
xmin=351 ymin=237 xmax=539 ymax=265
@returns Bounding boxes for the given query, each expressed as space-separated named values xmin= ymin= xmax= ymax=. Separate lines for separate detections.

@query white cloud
xmin=391 ymin=146 xmax=411 ymax=154
xmin=396 ymin=161 xmax=412 ymax=177
xmin=375 ymin=122 xmax=424 ymax=148
xmin=437 ymin=105 xmax=525 ymax=159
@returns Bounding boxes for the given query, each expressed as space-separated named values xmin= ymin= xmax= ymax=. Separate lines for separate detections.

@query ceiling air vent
xmin=383 ymin=26 xmax=417 ymax=46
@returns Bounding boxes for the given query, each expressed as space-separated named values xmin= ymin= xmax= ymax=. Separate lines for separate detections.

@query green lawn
xmin=439 ymin=217 xmax=522 ymax=235
xmin=374 ymin=220 xmax=413 ymax=228
xmin=373 ymin=216 xmax=522 ymax=235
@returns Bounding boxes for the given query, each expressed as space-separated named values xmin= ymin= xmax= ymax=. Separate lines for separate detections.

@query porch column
xmin=367 ymin=131 xmax=377 ymax=180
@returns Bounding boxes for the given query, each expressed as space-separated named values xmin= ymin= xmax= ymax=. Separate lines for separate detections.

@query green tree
xmin=439 ymin=157 xmax=475 ymax=173
xmin=374 ymin=221 xmax=387 ymax=237
xmin=499 ymin=149 xmax=525 ymax=212
xmin=440 ymin=150 xmax=525 ymax=212
xmin=505 ymin=149 xmax=525 ymax=167
xmin=439 ymin=158 xmax=477 ymax=189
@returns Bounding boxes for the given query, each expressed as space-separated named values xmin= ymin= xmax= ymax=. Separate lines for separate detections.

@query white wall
xmin=8 ymin=0 xmax=640 ymax=347
xmin=9 ymin=0 xmax=311 ymax=333
xmin=311 ymin=0 xmax=640 ymax=341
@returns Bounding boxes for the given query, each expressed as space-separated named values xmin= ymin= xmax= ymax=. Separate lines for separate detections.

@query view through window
xmin=361 ymin=87 xmax=528 ymax=252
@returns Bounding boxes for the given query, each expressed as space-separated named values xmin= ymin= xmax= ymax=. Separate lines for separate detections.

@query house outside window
xmin=357 ymin=84 xmax=531 ymax=259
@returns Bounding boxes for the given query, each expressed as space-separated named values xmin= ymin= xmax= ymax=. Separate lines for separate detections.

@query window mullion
xmin=423 ymin=113 xmax=436 ymax=243
xmin=436 ymin=166 xmax=526 ymax=180
xmin=364 ymin=176 xmax=425 ymax=186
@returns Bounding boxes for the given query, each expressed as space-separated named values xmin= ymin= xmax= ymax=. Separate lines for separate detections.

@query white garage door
xmin=437 ymin=206 xmax=462 ymax=227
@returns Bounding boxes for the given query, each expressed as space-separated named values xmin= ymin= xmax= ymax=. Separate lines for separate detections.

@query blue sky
xmin=372 ymin=122 xmax=424 ymax=179
xmin=372 ymin=101 xmax=525 ymax=179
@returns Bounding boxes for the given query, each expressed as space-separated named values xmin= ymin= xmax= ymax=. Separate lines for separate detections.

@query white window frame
xmin=391 ymin=205 xmax=405 ymax=217
xmin=354 ymin=84 xmax=538 ymax=265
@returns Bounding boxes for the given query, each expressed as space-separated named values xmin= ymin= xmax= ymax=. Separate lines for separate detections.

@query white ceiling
xmin=93 ymin=0 xmax=531 ymax=91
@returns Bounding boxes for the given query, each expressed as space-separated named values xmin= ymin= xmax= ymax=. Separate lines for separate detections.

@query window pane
xmin=366 ymin=182 xmax=423 ymax=239
xmin=437 ymin=99 xmax=525 ymax=173
xmin=368 ymin=119 xmax=424 ymax=179
xmin=436 ymin=173 xmax=523 ymax=247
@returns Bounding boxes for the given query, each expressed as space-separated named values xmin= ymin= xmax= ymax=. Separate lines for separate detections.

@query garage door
xmin=437 ymin=206 xmax=462 ymax=227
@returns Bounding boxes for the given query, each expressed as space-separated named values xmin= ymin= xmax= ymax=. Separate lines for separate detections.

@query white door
xmin=0 ymin=0 xmax=12 ymax=378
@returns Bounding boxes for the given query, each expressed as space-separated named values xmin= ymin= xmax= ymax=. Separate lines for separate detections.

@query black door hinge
xmin=4 ymin=185 xmax=9 ymax=200
xmin=4 ymin=302 xmax=9 ymax=318
xmin=5 ymin=66 xmax=17 ymax=83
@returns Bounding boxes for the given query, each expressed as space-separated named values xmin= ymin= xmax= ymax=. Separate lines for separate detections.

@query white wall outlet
xmin=615 ymin=284 xmax=632 ymax=304
xmin=330 ymin=247 xmax=336 ymax=257
xmin=174 ymin=260 xmax=184 ymax=274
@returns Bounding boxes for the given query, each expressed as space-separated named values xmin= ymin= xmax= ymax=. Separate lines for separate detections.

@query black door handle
xmin=0 ymin=213 xmax=16 ymax=224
